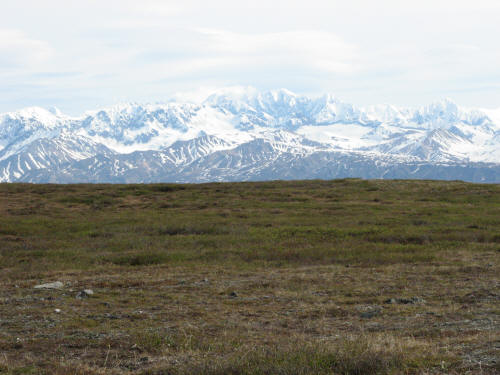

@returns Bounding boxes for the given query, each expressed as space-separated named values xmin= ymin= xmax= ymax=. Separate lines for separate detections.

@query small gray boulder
xmin=34 ymin=281 xmax=64 ymax=290
xmin=76 ymin=289 xmax=94 ymax=299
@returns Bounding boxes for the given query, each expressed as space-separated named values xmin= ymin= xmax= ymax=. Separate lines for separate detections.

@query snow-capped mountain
xmin=1 ymin=88 xmax=499 ymax=183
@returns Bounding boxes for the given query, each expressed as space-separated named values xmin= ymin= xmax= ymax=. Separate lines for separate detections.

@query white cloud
xmin=131 ymin=29 xmax=359 ymax=84
xmin=132 ymin=1 xmax=192 ymax=16
xmin=171 ymin=86 xmax=257 ymax=104
xmin=0 ymin=30 xmax=52 ymax=68
xmin=1 ymin=1 xmax=500 ymax=112
xmin=195 ymin=29 xmax=359 ymax=73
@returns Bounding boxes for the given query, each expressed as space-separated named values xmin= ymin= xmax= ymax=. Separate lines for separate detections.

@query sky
xmin=1 ymin=0 xmax=500 ymax=114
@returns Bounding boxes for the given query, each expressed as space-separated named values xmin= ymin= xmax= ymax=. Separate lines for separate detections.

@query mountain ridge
xmin=1 ymin=89 xmax=499 ymax=183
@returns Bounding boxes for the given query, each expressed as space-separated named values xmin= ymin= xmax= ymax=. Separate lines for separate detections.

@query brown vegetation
xmin=0 ymin=179 xmax=498 ymax=374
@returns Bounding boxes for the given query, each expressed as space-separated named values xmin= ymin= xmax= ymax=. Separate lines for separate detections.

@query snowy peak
xmin=77 ymin=102 xmax=202 ymax=152
xmin=0 ymin=89 xmax=498 ymax=183
xmin=202 ymin=90 xmax=493 ymax=130
xmin=411 ymin=98 xmax=490 ymax=128
xmin=203 ymin=87 xmax=258 ymax=112
xmin=310 ymin=94 xmax=367 ymax=125
xmin=0 ymin=106 xmax=63 ymax=135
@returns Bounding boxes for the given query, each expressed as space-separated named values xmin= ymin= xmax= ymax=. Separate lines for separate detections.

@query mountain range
xmin=1 ymin=88 xmax=499 ymax=183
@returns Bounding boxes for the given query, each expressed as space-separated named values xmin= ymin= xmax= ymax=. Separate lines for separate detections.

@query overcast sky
xmin=1 ymin=0 xmax=500 ymax=114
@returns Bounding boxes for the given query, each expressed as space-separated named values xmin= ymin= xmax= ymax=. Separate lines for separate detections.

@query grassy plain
xmin=0 ymin=179 xmax=498 ymax=374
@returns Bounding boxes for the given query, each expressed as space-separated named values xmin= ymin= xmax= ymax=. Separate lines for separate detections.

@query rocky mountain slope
xmin=1 ymin=89 xmax=499 ymax=183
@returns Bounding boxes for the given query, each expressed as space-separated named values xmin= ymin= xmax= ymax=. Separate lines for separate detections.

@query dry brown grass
xmin=0 ymin=179 xmax=498 ymax=374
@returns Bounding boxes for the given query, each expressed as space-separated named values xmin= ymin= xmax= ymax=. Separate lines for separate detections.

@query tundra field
xmin=0 ymin=179 xmax=498 ymax=374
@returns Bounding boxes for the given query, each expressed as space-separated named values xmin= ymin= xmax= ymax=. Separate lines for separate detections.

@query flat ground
xmin=0 ymin=179 xmax=498 ymax=374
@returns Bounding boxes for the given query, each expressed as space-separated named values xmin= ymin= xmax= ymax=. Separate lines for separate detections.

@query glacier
xmin=0 ymin=88 xmax=499 ymax=183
